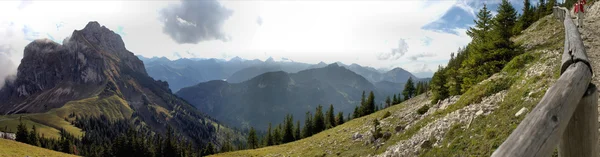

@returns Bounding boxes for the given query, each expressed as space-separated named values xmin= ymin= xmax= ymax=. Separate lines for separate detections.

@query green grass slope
xmin=0 ymin=138 xmax=79 ymax=157
xmin=0 ymin=95 xmax=132 ymax=139
xmin=214 ymin=15 xmax=563 ymax=157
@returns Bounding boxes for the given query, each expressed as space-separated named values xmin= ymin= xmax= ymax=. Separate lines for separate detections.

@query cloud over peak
xmin=159 ymin=0 xmax=233 ymax=44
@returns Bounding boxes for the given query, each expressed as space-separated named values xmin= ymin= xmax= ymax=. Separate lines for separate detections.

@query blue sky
xmin=0 ymin=0 xmax=532 ymax=79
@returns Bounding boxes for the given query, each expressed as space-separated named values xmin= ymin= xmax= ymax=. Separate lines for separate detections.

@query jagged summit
xmin=0 ymin=21 xmax=224 ymax=146
xmin=1 ymin=21 xmax=157 ymax=113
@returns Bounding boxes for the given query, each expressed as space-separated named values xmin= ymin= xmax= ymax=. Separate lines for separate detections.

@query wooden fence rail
xmin=491 ymin=7 xmax=598 ymax=157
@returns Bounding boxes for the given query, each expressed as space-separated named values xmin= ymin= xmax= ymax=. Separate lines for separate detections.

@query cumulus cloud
xmin=159 ymin=0 xmax=233 ymax=44
xmin=408 ymin=53 xmax=436 ymax=61
xmin=378 ymin=39 xmax=409 ymax=60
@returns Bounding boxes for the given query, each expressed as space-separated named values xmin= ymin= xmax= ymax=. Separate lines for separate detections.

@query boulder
xmin=515 ymin=107 xmax=529 ymax=117
xmin=352 ymin=132 xmax=363 ymax=140
xmin=395 ymin=125 xmax=405 ymax=133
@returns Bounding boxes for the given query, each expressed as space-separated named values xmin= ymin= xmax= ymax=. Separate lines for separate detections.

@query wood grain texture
xmin=559 ymin=84 xmax=599 ymax=157
xmin=491 ymin=62 xmax=592 ymax=157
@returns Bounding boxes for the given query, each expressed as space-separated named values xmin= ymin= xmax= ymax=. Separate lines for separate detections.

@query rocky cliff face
xmin=0 ymin=22 xmax=150 ymax=114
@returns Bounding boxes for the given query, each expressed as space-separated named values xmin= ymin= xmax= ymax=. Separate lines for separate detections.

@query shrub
xmin=382 ymin=111 xmax=391 ymax=119
xmin=417 ymin=105 xmax=430 ymax=115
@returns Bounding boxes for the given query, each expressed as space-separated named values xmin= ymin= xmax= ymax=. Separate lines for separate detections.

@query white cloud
xmin=0 ymin=0 xmax=473 ymax=75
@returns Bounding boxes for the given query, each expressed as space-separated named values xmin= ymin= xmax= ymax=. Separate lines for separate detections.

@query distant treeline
xmin=14 ymin=115 xmax=219 ymax=157
xmin=245 ymin=78 xmax=429 ymax=150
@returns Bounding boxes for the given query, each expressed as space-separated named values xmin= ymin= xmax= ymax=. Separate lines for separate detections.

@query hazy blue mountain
xmin=176 ymin=64 xmax=392 ymax=130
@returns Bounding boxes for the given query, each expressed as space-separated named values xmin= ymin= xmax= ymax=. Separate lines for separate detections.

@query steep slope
xmin=177 ymin=63 xmax=381 ymax=130
xmin=214 ymin=14 xmax=564 ymax=156
xmin=0 ymin=22 xmax=237 ymax=146
xmin=0 ymin=138 xmax=79 ymax=157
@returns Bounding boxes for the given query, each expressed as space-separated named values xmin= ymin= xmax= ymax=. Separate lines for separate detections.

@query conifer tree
xmin=326 ymin=104 xmax=336 ymax=128
xmin=29 ymin=125 xmax=39 ymax=146
xmin=366 ymin=91 xmax=375 ymax=115
xmin=392 ymin=95 xmax=398 ymax=105
xmin=431 ymin=66 xmax=448 ymax=104
xmin=336 ymin=112 xmax=345 ymax=125
xmin=266 ymin=123 xmax=274 ymax=146
xmin=247 ymin=127 xmax=258 ymax=149
xmin=16 ymin=121 xmax=29 ymax=144
xmin=282 ymin=114 xmax=294 ymax=143
xmin=294 ymin=120 xmax=301 ymax=140
xmin=402 ymin=78 xmax=415 ymax=100
xmin=385 ymin=96 xmax=391 ymax=108
xmin=313 ymin=105 xmax=325 ymax=133
xmin=302 ymin=112 xmax=313 ymax=138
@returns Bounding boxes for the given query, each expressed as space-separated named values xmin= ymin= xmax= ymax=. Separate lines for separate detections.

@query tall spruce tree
xmin=402 ymin=78 xmax=415 ymax=100
xmin=336 ymin=112 xmax=345 ymax=125
xmin=326 ymin=104 xmax=336 ymax=128
xmin=16 ymin=121 xmax=29 ymax=144
xmin=282 ymin=114 xmax=294 ymax=143
xmin=247 ymin=127 xmax=258 ymax=149
xmin=302 ymin=111 xmax=313 ymax=138
xmin=266 ymin=123 xmax=274 ymax=146
xmin=295 ymin=120 xmax=301 ymax=140
xmin=385 ymin=96 xmax=391 ymax=108
xmin=461 ymin=4 xmax=494 ymax=93
xmin=431 ymin=66 xmax=449 ymax=104
xmin=313 ymin=105 xmax=325 ymax=133
xmin=367 ymin=91 xmax=375 ymax=115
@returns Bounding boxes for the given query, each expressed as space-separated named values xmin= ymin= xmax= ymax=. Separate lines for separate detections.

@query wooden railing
xmin=491 ymin=7 xmax=598 ymax=157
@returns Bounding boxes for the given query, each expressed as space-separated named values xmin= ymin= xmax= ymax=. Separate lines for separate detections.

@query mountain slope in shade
xmin=0 ymin=22 xmax=235 ymax=146
xmin=177 ymin=63 xmax=383 ymax=130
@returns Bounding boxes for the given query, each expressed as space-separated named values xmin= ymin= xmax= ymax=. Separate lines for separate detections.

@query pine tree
xmin=461 ymin=4 xmax=494 ymax=93
xmin=29 ymin=125 xmax=39 ymax=146
xmin=203 ymin=143 xmax=215 ymax=155
xmin=16 ymin=121 xmax=29 ymax=144
xmin=302 ymin=112 xmax=313 ymax=138
xmin=282 ymin=114 xmax=294 ymax=143
xmin=294 ymin=120 xmax=301 ymax=140
xmin=336 ymin=112 xmax=345 ymax=125
xmin=392 ymin=95 xmax=398 ymax=105
xmin=385 ymin=96 xmax=391 ymax=108
xmin=431 ymin=66 xmax=449 ymax=104
xmin=520 ymin=0 xmax=535 ymax=29
xmin=313 ymin=105 xmax=325 ymax=133
xmin=545 ymin=0 xmax=555 ymax=15
xmin=247 ymin=127 xmax=258 ymax=149
xmin=402 ymin=78 xmax=415 ymax=100
xmin=353 ymin=106 xmax=360 ymax=119
xmin=366 ymin=91 xmax=375 ymax=115
xmin=326 ymin=104 xmax=336 ymax=128
xmin=538 ymin=0 xmax=546 ymax=19
xmin=266 ymin=123 xmax=274 ymax=146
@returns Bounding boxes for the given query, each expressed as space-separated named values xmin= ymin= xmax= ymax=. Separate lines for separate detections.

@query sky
xmin=0 ymin=0 xmax=527 ymax=80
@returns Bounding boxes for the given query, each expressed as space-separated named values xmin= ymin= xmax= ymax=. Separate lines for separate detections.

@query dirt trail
xmin=577 ymin=1 xmax=600 ymax=149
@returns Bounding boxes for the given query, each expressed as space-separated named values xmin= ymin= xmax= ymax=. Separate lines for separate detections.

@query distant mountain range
xmin=139 ymin=56 xmax=425 ymax=93
xmin=176 ymin=64 xmax=381 ymax=129
xmin=176 ymin=63 xmax=429 ymax=130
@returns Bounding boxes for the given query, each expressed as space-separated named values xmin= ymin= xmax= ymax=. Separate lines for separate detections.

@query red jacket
xmin=580 ymin=1 xmax=585 ymax=13
xmin=575 ymin=3 xmax=580 ymax=13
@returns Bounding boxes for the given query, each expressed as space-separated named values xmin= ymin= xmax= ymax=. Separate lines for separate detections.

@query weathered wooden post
xmin=491 ymin=6 xmax=597 ymax=157
xmin=559 ymin=84 xmax=599 ymax=157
